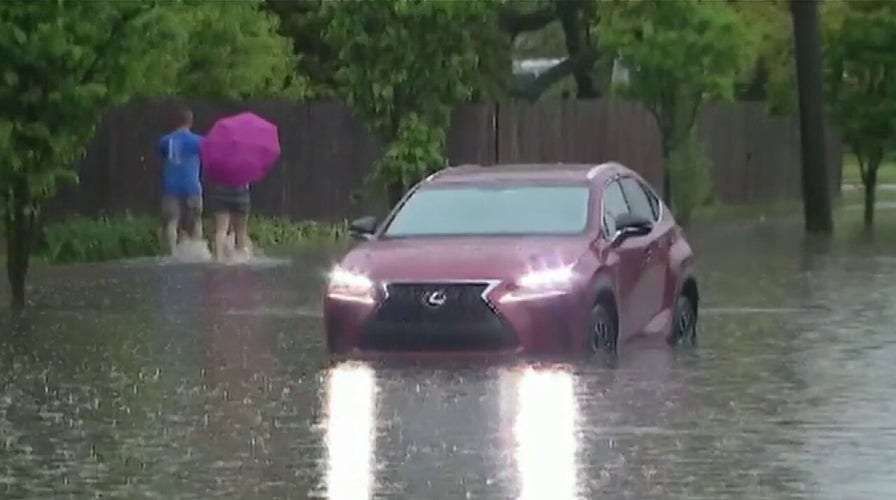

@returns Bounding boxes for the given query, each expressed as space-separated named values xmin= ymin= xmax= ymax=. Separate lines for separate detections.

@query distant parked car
xmin=323 ymin=162 xmax=699 ymax=356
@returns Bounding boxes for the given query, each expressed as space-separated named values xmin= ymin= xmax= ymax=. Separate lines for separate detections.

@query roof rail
xmin=423 ymin=168 xmax=449 ymax=183
xmin=587 ymin=161 xmax=628 ymax=180
xmin=424 ymin=164 xmax=483 ymax=182
xmin=587 ymin=163 xmax=611 ymax=180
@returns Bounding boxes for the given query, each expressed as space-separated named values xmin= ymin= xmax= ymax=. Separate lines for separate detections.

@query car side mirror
xmin=348 ymin=216 xmax=378 ymax=240
xmin=611 ymin=212 xmax=653 ymax=245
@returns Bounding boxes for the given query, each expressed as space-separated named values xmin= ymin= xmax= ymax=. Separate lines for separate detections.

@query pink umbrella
xmin=199 ymin=112 xmax=281 ymax=187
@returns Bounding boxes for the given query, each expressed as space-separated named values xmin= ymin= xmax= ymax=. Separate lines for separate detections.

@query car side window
xmin=619 ymin=177 xmax=655 ymax=223
xmin=602 ymin=180 xmax=629 ymax=237
xmin=641 ymin=182 xmax=661 ymax=221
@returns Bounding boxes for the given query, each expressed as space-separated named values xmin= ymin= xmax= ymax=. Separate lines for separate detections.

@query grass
xmin=690 ymin=199 xmax=801 ymax=225
xmin=40 ymin=214 xmax=159 ymax=264
xmin=246 ymin=215 xmax=348 ymax=249
xmin=841 ymin=152 xmax=896 ymax=186
xmin=36 ymin=213 xmax=348 ymax=264
xmin=690 ymin=185 xmax=896 ymax=226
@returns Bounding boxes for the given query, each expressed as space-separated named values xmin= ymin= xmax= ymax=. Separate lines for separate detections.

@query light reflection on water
xmin=319 ymin=361 xmax=582 ymax=500
xmin=512 ymin=366 xmax=579 ymax=500
xmin=322 ymin=362 xmax=376 ymax=500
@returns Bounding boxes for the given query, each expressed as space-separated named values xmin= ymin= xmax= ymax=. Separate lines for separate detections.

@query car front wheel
xmin=670 ymin=295 xmax=697 ymax=346
xmin=589 ymin=303 xmax=618 ymax=354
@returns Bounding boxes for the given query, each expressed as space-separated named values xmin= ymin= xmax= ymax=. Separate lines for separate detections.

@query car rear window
xmin=382 ymin=184 xmax=591 ymax=237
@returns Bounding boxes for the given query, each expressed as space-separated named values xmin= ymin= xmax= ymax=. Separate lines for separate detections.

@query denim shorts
xmin=207 ymin=185 xmax=250 ymax=215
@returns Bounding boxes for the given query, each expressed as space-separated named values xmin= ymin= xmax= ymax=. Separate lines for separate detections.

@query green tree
xmin=731 ymin=0 xmax=796 ymax=113
xmin=322 ymin=0 xmax=507 ymax=205
xmin=824 ymin=0 xmax=896 ymax=228
xmin=0 ymin=0 xmax=297 ymax=310
xmin=263 ymin=0 xmax=341 ymax=97
xmin=596 ymin=0 xmax=757 ymax=210
xmin=171 ymin=2 xmax=306 ymax=99
xmin=267 ymin=0 xmax=614 ymax=103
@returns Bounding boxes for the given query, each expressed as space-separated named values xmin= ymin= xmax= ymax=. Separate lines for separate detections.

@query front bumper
xmin=323 ymin=281 xmax=589 ymax=355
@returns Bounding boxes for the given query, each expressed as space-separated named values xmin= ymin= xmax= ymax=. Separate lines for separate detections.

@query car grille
xmin=359 ymin=282 xmax=518 ymax=351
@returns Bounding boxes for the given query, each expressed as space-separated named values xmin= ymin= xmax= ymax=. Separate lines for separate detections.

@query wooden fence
xmin=46 ymin=98 xmax=842 ymax=222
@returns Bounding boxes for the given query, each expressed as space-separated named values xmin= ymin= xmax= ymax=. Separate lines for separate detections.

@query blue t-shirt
xmin=157 ymin=129 xmax=203 ymax=197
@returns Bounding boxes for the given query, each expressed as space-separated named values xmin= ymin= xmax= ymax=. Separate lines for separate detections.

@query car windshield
xmin=382 ymin=184 xmax=591 ymax=237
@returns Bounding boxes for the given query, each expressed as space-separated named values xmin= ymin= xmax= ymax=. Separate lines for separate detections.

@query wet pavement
xmin=2 ymin=220 xmax=896 ymax=499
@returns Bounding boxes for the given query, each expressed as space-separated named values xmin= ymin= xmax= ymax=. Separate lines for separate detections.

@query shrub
xmin=41 ymin=214 xmax=159 ymax=263
xmin=668 ymin=132 xmax=715 ymax=226
xmin=247 ymin=215 xmax=348 ymax=249
xmin=38 ymin=214 xmax=348 ymax=264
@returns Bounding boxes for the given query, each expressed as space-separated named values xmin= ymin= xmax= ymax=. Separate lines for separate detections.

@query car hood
xmin=339 ymin=236 xmax=591 ymax=282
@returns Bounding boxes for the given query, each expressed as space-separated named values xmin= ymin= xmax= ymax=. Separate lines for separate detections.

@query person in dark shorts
xmin=208 ymin=183 xmax=251 ymax=261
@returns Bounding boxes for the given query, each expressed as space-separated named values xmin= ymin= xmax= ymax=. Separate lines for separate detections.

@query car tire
xmin=670 ymin=295 xmax=697 ymax=347
xmin=589 ymin=303 xmax=618 ymax=354
xmin=326 ymin=333 xmax=346 ymax=356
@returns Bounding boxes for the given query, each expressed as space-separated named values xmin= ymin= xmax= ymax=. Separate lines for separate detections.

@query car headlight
xmin=500 ymin=266 xmax=576 ymax=303
xmin=327 ymin=265 xmax=377 ymax=304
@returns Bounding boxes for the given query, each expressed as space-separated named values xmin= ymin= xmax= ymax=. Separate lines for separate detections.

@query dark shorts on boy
xmin=207 ymin=184 xmax=251 ymax=215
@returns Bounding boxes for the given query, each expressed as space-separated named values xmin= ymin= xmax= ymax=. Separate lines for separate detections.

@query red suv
xmin=323 ymin=162 xmax=699 ymax=356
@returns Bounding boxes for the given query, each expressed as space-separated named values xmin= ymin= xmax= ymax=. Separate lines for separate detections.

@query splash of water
xmin=170 ymin=238 xmax=213 ymax=263
xmin=156 ymin=236 xmax=288 ymax=268
xmin=215 ymin=234 xmax=256 ymax=265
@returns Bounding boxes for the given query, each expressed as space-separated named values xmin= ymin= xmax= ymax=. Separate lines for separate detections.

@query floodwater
xmin=2 ymin=218 xmax=896 ymax=499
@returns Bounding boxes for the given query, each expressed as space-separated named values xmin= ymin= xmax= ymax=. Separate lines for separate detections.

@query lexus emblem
xmin=423 ymin=289 xmax=448 ymax=308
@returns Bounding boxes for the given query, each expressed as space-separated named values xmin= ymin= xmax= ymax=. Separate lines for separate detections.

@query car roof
xmin=424 ymin=162 xmax=631 ymax=186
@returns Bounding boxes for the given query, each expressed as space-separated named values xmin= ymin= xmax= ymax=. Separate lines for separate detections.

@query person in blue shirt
xmin=156 ymin=108 xmax=204 ymax=254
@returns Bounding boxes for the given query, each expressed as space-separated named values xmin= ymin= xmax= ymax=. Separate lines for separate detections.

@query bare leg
xmin=176 ymin=215 xmax=187 ymax=244
xmin=214 ymin=212 xmax=231 ymax=262
xmin=160 ymin=196 xmax=180 ymax=255
xmin=232 ymin=214 xmax=249 ymax=254
xmin=184 ymin=216 xmax=201 ymax=241
xmin=164 ymin=220 xmax=178 ymax=254
xmin=187 ymin=195 xmax=204 ymax=240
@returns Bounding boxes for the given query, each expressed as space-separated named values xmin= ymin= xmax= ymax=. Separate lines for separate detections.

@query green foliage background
xmin=5 ymin=0 xmax=888 ymax=303
xmin=823 ymin=0 xmax=896 ymax=227
xmin=320 ymin=0 xmax=508 ymax=201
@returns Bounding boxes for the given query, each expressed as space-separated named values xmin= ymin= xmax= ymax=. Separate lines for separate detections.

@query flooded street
xmin=2 ymin=219 xmax=896 ymax=499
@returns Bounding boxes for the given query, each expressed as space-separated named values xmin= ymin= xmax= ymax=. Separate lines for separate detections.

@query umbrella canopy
xmin=200 ymin=112 xmax=281 ymax=187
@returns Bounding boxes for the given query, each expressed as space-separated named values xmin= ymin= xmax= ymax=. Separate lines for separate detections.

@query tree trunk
xmin=661 ymin=138 xmax=673 ymax=207
xmin=864 ymin=162 xmax=879 ymax=229
xmin=864 ymin=179 xmax=876 ymax=228
xmin=790 ymin=0 xmax=834 ymax=235
xmin=737 ymin=57 xmax=770 ymax=101
xmin=662 ymin=169 xmax=672 ymax=208
xmin=6 ymin=204 xmax=31 ymax=310
xmin=386 ymin=180 xmax=406 ymax=208
xmin=556 ymin=0 xmax=598 ymax=99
